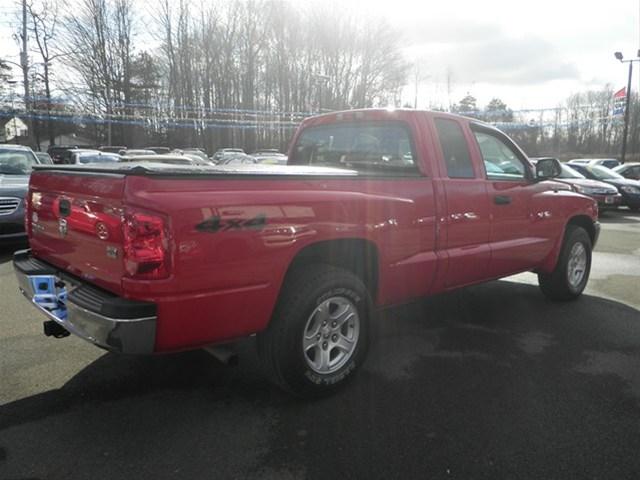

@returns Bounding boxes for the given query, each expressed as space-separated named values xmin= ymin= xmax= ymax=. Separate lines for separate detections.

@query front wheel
xmin=538 ymin=225 xmax=592 ymax=301
xmin=257 ymin=265 xmax=371 ymax=398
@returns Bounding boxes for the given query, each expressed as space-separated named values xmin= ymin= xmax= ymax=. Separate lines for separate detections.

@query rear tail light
xmin=123 ymin=210 xmax=170 ymax=279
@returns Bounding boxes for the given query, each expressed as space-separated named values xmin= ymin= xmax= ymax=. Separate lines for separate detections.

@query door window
xmin=473 ymin=130 xmax=527 ymax=181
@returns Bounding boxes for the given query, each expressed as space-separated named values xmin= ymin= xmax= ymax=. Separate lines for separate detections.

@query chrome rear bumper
xmin=13 ymin=249 xmax=157 ymax=354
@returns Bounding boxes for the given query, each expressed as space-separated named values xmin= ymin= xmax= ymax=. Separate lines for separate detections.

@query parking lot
xmin=1 ymin=209 xmax=640 ymax=479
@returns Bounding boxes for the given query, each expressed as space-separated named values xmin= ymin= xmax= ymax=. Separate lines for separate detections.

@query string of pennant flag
xmin=0 ymin=110 xmax=624 ymax=132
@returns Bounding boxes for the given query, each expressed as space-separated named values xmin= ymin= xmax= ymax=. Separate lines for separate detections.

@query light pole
xmin=313 ymin=74 xmax=330 ymax=113
xmin=614 ymin=50 xmax=640 ymax=164
xmin=7 ymin=79 xmax=18 ymax=143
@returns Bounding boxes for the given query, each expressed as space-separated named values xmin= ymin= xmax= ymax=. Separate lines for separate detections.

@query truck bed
xmin=26 ymin=162 xmax=438 ymax=351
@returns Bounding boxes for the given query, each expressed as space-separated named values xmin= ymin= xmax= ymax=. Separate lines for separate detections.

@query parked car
xmin=69 ymin=150 xmax=121 ymax=165
xmin=613 ymin=162 xmax=640 ymax=180
xmin=568 ymin=158 xmax=621 ymax=169
xmin=14 ymin=109 xmax=599 ymax=397
xmin=216 ymin=153 xmax=257 ymax=165
xmin=47 ymin=145 xmax=80 ymax=164
xmin=120 ymin=149 xmax=156 ymax=157
xmin=0 ymin=145 xmax=38 ymax=241
xmin=182 ymin=148 xmax=209 ymax=162
xmin=569 ymin=163 xmax=640 ymax=211
xmin=34 ymin=152 xmax=54 ymax=164
xmin=531 ymin=158 xmax=621 ymax=208
xmin=255 ymin=155 xmax=288 ymax=166
xmin=120 ymin=154 xmax=210 ymax=166
xmin=253 ymin=149 xmax=288 ymax=165
xmin=99 ymin=146 xmax=126 ymax=154
xmin=253 ymin=148 xmax=282 ymax=156
xmin=212 ymin=148 xmax=245 ymax=163
xmin=145 ymin=147 xmax=171 ymax=155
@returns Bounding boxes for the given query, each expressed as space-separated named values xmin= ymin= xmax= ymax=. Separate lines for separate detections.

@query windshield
xmin=290 ymin=122 xmax=417 ymax=174
xmin=559 ymin=164 xmax=585 ymax=179
xmin=587 ymin=165 xmax=624 ymax=180
xmin=0 ymin=149 xmax=36 ymax=174
xmin=78 ymin=153 xmax=120 ymax=164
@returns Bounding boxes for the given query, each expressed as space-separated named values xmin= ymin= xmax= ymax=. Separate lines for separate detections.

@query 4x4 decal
xmin=196 ymin=214 xmax=266 ymax=233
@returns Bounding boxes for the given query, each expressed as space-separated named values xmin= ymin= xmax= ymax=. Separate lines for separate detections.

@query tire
xmin=257 ymin=264 xmax=372 ymax=398
xmin=538 ymin=225 xmax=592 ymax=301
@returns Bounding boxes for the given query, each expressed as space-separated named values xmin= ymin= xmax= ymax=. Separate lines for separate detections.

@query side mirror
xmin=535 ymin=158 xmax=562 ymax=180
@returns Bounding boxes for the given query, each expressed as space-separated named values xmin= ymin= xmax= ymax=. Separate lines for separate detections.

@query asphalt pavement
xmin=1 ymin=209 xmax=640 ymax=479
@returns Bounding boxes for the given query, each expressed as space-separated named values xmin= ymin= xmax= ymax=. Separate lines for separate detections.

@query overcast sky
xmin=0 ymin=0 xmax=639 ymax=111
xmin=380 ymin=0 xmax=640 ymax=110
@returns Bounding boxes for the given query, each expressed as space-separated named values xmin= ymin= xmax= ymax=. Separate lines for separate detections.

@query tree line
xmin=7 ymin=0 xmax=407 ymax=152
xmin=1 ymin=0 xmax=637 ymax=160
xmin=446 ymin=90 xmax=639 ymax=161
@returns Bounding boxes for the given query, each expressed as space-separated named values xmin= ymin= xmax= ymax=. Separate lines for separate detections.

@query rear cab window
xmin=289 ymin=122 xmax=419 ymax=175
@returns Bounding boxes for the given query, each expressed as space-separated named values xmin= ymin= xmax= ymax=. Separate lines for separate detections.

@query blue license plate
xmin=29 ymin=275 xmax=68 ymax=320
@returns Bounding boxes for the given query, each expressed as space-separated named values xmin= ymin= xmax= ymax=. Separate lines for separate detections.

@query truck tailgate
xmin=28 ymin=170 xmax=127 ymax=295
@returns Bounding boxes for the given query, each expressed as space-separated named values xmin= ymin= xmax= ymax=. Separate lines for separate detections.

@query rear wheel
xmin=538 ymin=225 xmax=592 ymax=301
xmin=257 ymin=265 xmax=371 ymax=398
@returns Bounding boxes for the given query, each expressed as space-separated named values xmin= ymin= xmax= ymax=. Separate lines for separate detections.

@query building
xmin=39 ymin=133 xmax=95 ymax=151
xmin=0 ymin=116 xmax=28 ymax=143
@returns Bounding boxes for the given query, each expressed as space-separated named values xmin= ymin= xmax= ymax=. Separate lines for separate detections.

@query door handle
xmin=494 ymin=195 xmax=511 ymax=205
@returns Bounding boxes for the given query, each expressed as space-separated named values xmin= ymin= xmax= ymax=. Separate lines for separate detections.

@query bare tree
xmin=26 ymin=0 xmax=65 ymax=146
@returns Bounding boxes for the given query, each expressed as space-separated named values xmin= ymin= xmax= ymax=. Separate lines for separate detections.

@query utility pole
xmin=621 ymin=62 xmax=633 ymax=164
xmin=414 ymin=64 xmax=419 ymax=109
xmin=614 ymin=50 xmax=640 ymax=163
xmin=20 ymin=0 xmax=32 ymax=147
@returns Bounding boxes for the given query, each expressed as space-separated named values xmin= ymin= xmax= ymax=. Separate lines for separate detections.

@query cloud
xmin=403 ymin=20 xmax=501 ymax=45
xmin=405 ymin=19 xmax=580 ymax=86
xmin=450 ymin=35 xmax=580 ymax=85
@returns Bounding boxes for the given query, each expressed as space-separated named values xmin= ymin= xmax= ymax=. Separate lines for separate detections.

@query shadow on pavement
xmin=598 ymin=208 xmax=640 ymax=224
xmin=1 ymin=280 xmax=640 ymax=479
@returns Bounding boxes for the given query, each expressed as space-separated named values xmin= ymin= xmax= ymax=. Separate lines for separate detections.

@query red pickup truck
xmin=14 ymin=109 xmax=599 ymax=397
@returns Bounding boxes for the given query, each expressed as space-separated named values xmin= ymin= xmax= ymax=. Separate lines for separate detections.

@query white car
xmin=568 ymin=158 xmax=620 ymax=170
xmin=68 ymin=150 xmax=121 ymax=165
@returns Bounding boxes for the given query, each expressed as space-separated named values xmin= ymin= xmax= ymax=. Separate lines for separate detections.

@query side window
xmin=434 ymin=119 xmax=475 ymax=179
xmin=473 ymin=130 xmax=527 ymax=181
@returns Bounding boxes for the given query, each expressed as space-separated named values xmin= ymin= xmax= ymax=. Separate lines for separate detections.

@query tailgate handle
xmin=494 ymin=195 xmax=511 ymax=205
xmin=59 ymin=199 xmax=71 ymax=217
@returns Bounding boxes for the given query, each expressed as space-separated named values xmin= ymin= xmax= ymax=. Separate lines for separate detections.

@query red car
xmin=14 ymin=109 xmax=599 ymax=396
